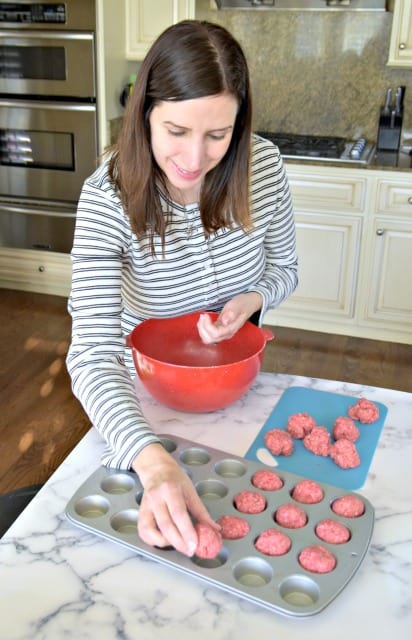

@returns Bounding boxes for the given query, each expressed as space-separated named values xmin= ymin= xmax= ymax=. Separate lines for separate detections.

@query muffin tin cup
xmin=65 ymin=434 xmax=374 ymax=617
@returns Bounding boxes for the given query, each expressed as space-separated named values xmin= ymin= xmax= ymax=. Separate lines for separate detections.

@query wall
xmin=195 ymin=0 xmax=412 ymax=144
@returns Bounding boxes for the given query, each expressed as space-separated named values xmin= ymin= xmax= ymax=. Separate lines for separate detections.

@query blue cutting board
xmin=245 ymin=386 xmax=388 ymax=490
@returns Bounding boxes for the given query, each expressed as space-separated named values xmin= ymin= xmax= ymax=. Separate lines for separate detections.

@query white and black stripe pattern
xmin=66 ymin=134 xmax=298 ymax=469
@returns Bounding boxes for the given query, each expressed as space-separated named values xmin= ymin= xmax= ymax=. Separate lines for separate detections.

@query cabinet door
xmin=126 ymin=0 xmax=196 ymax=60
xmin=276 ymin=212 xmax=362 ymax=319
xmin=388 ymin=0 xmax=412 ymax=67
xmin=364 ymin=218 xmax=412 ymax=330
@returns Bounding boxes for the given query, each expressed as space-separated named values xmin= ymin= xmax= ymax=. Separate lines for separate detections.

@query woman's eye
xmin=209 ymin=133 xmax=226 ymax=141
xmin=166 ymin=129 xmax=228 ymax=140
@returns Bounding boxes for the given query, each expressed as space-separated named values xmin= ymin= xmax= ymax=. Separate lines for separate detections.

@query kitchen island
xmin=0 ymin=372 xmax=411 ymax=640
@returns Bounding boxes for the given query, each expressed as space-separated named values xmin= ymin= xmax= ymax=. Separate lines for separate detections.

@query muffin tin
xmin=65 ymin=434 xmax=374 ymax=617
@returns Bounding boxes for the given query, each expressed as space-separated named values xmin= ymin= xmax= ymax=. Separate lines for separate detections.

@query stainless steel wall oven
xmin=0 ymin=0 xmax=98 ymax=253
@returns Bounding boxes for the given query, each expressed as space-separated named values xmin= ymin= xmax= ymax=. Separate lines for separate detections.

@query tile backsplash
xmin=195 ymin=0 xmax=411 ymax=144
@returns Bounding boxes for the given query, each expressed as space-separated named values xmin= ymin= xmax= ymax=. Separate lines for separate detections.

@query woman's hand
xmin=197 ymin=292 xmax=263 ymax=344
xmin=132 ymin=443 xmax=218 ymax=556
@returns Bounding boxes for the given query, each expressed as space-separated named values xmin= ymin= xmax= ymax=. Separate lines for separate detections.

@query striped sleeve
xmin=66 ymin=169 xmax=161 ymax=469
xmin=248 ymin=135 xmax=298 ymax=320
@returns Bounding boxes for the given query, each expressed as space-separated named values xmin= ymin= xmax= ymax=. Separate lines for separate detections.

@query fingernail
xmin=187 ymin=541 xmax=197 ymax=557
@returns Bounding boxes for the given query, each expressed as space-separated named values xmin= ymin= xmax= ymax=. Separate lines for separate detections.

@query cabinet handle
xmin=399 ymin=43 xmax=406 ymax=50
xmin=376 ymin=228 xmax=385 ymax=236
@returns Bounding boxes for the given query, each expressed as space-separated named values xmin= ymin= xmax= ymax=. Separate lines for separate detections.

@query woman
xmin=67 ymin=20 xmax=298 ymax=557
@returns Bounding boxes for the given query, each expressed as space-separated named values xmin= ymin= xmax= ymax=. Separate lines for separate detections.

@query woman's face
xmin=149 ymin=92 xmax=238 ymax=204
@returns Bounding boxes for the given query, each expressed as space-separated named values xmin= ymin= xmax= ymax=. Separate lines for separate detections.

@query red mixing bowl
xmin=126 ymin=311 xmax=274 ymax=413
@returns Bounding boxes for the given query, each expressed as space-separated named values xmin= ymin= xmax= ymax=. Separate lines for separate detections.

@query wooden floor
xmin=1 ymin=288 xmax=411 ymax=495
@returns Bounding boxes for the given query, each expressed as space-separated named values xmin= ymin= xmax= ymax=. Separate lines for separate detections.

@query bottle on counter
xmin=120 ymin=73 xmax=137 ymax=108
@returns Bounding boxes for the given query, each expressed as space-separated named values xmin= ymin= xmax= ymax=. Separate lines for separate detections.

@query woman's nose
xmin=184 ymin=139 xmax=205 ymax=170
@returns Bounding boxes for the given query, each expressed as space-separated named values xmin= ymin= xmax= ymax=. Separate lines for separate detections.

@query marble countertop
xmin=1 ymin=373 xmax=411 ymax=640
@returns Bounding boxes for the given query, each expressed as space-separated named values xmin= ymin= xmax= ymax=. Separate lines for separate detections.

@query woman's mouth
xmin=173 ymin=162 xmax=202 ymax=181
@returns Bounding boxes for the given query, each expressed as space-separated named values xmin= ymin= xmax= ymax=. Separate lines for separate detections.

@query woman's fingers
xmin=197 ymin=313 xmax=217 ymax=343
xmin=184 ymin=487 xmax=221 ymax=533
xmin=137 ymin=503 xmax=170 ymax=548
xmin=197 ymin=312 xmax=238 ymax=343
xmin=138 ymin=482 xmax=199 ymax=556
xmin=132 ymin=437 xmax=220 ymax=557
xmin=197 ymin=293 xmax=263 ymax=343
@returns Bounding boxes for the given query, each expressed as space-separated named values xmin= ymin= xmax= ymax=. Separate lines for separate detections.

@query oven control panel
xmin=0 ymin=3 xmax=66 ymax=24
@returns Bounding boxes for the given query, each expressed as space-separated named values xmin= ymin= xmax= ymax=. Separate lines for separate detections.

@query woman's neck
xmin=166 ymin=184 xmax=200 ymax=207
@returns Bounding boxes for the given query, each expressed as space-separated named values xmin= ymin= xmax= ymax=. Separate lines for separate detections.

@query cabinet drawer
xmin=287 ymin=174 xmax=366 ymax=214
xmin=376 ymin=180 xmax=412 ymax=216
xmin=0 ymin=248 xmax=71 ymax=297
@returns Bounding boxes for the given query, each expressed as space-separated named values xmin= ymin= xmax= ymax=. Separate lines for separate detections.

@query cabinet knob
xmin=376 ymin=228 xmax=385 ymax=236
xmin=399 ymin=43 xmax=406 ymax=50
xmin=38 ymin=265 xmax=45 ymax=272
xmin=408 ymin=196 xmax=412 ymax=205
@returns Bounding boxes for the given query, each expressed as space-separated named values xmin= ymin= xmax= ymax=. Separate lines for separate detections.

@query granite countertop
xmin=0 ymin=373 xmax=411 ymax=639
xmin=285 ymin=148 xmax=412 ymax=172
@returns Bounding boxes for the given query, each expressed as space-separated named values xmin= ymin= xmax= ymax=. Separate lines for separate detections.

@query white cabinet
xmin=388 ymin=0 xmax=412 ymax=67
xmin=361 ymin=178 xmax=412 ymax=334
xmin=266 ymin=166 xmax=366 ymax=333
xmin=365 ymin=218 xmax=412 ymax=324
xmin=283 ymin=212 xmax=362 ymax=319
xmin=125 ymin=0 xmax=196 ymax=60
xmin=266 ymin=165 xmax=412 ymax=345
xmin=0 ymin=248 xmax=71 ymax=297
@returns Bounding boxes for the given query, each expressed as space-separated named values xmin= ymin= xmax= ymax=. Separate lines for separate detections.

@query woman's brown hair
xmin=108 ymin=20 xmax=253 ymax=253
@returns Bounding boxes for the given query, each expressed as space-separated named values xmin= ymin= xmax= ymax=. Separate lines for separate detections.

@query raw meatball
xmin=315 ymin=519 xmax=351 ymax=544
xmin=254 ymin=528 xmax=292 ymax=556
xmin=298 ymin=545 xmax=337 ymax=574
xmin=331 ymin=495 xmax=365 ymax=518
xmin=285 ymin=412 xmax=316 ymax=439
xmin=348 ymin=398 xmax=379 ymax=424
xmin=332 ymin=416 xmax=360 ymax=442
xmin=194 ymin=523 xmax=223 ymax=559
xmin=264 ymin=428 xmax=294 ymax=456
xmin=275 ymin=503 xmax=307 ymax=529
xmin=216 ymin=515 xmax=250 ymax=540
xmin=251 ymin=469 xmax=283 ymax=491
xmin=329 ymin=438 xmax=361 ymax=469
xmin=292 ymin=479 xmax=324 ymax=504
xmin=234 ymin=489 xmax=266 ymax=514
xmin=303 ymin=426 xmax=331 ymax=457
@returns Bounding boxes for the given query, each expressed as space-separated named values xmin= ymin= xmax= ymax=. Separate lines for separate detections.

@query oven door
xmin=0 ymin=98 xmax=97 ymax=203
xmin=0 ymin=0 xmax=96 ymax=32
xmin=0 ymin=198 xmax=76 ymax=252
xmin=0 ymin=30 xmax=95 ymax=98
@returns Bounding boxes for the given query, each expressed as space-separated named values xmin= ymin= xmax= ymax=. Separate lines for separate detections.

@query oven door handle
xmin=0 ymin=98 xmax=96 ymax=111
xmin=0 ymin=29 xmax=94 ymax=41
xmin=0 ymin=199 xmax=76 ymax=219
